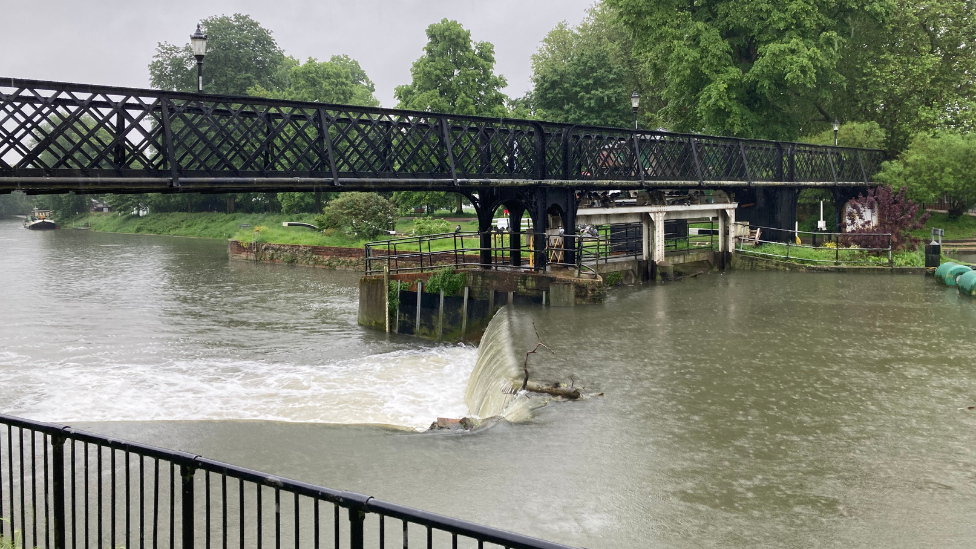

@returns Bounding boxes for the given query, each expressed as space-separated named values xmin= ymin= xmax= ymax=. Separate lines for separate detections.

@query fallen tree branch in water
xmin=524 ymin=380 xmax=581 ymax=399
xmin=522 ymin=324 xmax=555 ymax=391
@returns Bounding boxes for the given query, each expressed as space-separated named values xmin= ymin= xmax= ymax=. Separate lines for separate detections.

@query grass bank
xmin=746 ymin=243 xmax=949 ymax=267
xmin=69 ymin=212 xmax=483 ymax=249
xmin=915 ymin=212 xmax=976 ymax=240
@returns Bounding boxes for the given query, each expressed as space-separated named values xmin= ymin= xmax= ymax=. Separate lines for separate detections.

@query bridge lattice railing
xmin=0 ymin=78 xmax=885 ymax=187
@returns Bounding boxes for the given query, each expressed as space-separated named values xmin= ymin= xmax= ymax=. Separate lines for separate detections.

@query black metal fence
xmin=0 ymin=413 xmax=575 ymax=549
xmin=736 ymin=225 xmax=893 ymax=266
xmin=364 ymin=231 xmax=586 ymax=274
xmin=0 ymin=78 xmax=884 ymax=194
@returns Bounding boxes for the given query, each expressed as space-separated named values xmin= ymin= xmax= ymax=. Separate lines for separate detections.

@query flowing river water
xmin=1 ymin=218 xmax=974 ymax=548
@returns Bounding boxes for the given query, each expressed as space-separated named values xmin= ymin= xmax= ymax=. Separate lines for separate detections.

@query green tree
xmin=877 ymin=131 xmax=976 ymax=216
xmin=606 ymin=0 xmax=893 ymax=140
xmin=315 ymin=192 xmax=396 ymax=240
xmin=395 ymin=19 xmax=508 ymax=117
xmin=531 ymin=5 xmax=659 ymax=127
xmin=833 ymin=0 xmax=976 ymax=153
xmin=249 ymin=55 xmax=379 ymax=106
xmin=391 ymin=191 xmax=457 ymax=216
xmin=149 ymin=14 xmax=285 ymax=95
xmin=0 ymin=191 xmax=34 ymax=218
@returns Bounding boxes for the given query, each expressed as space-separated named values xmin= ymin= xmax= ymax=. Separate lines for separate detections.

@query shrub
xmin=843 ymin=185 xmax=929 ymax=251
xmin=424 ymin=268 xmax=466 ymax=296
xmin=414 ymin=217 xmax=452 ymax=235
xmin=314 ymin=193 xmax=396 ymax=240
xmin=603 ymin=271 xmax=623 ymax=286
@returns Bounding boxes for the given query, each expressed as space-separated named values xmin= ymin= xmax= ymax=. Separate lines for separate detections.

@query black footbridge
xmin=1 ymin=77 xmax=882 ymax=250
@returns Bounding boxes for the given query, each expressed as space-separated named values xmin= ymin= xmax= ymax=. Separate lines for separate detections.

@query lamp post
xmin=190 ymin=24 xmax=208 ymax=92
xmin=833 ymin=118 xmax=840 ymax=146
xmin=631 ymin=91 xmax=640 ymax=130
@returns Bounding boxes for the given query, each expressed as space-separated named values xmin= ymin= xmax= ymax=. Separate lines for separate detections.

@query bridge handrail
xmin=1 ymin=77 xmax=885 ymax=194
xmin=0 ymin=412 xmax=576 ymax=549
xmin=0 ymin=77 xmax=889 ymax=153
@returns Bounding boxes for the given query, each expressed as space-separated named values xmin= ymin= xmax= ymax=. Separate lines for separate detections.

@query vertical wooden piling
xmin=437 ymin=289 xmax=445 ymax=340
xmin=416 ymin=281 xmax=422 ymax=333
xmin=461 ymin=286 xmax=469 ymax=338
xmin=383 ymin=266 xmax=390 ymax=333
xmin=395 ymin=280 xmax=401 ymax=333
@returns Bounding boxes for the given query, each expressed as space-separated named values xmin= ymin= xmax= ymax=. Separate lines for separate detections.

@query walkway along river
xmin=0 ymin=218 xmax=973 ymax=548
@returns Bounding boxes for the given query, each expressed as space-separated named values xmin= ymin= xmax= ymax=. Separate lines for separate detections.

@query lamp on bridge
xmin=631 ymin=91 xmax=640 ymax=130
xmin=833 ymin=118 xmax=840 ymax=146
xmin=190 ymin=24 xmax=208 ymax=93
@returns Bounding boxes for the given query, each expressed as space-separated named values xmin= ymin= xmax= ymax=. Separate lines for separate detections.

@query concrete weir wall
xmin=359 ymin=269 xmax=605 ymax=343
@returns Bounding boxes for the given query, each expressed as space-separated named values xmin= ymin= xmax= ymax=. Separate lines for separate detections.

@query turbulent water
xmin=0 ymin=220 xmax=476 ymax=429
xmin=2 ymin=218 xmax=974 ymax=548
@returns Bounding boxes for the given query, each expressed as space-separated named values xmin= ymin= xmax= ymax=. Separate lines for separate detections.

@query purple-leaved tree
xmin=843 ymin=185 xmax=930 ymax=251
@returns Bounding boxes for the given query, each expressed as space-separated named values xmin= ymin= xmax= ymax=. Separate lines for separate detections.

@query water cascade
xmin=464 ymin=307 xmax=522 ymax=419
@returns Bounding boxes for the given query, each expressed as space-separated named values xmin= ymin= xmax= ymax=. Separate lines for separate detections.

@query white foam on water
xmin=0 ymin=347 xmax=477 ymax=430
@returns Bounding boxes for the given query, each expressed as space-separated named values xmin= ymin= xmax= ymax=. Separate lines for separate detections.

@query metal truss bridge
xmin=0 ymin=78 xmax=883 ymax=196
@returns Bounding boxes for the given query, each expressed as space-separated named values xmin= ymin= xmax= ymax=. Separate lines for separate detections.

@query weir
xmin=464 ymin=307 xmax=521 ymax=419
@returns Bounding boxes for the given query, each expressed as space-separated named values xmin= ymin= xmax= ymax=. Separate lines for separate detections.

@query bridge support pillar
xmin=732 ymin=187 xmax=798 ymax=242
xmin=508 ymin=205 xmax=525 ymax=268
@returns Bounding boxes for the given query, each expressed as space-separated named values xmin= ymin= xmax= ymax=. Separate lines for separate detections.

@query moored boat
xmin=23 ymin=209 xmax=57 ymax=230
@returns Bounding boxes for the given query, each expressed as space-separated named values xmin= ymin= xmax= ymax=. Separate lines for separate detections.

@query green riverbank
xmin=67 ymin=212 xmax=481 ymax=248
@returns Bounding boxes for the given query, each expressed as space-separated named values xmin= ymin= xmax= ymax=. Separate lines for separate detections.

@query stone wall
xmin=228 ymin=240 xmax=364 ymax=269
xmin=731 ymin=253 xmax=926 ymax=274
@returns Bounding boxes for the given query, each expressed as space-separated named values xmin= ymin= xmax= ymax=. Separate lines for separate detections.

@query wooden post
xmin=437 ymin=289 xmax=445 ymax=340
xmin=383 ymin=266 xmax=390 ymax=333
xmin=395 ymin=281 xmax=401 ymax=334
xmin=488 ymin=289 xmax=495 ymax=313
xmin=416 ymin=281 xmax=422 ymax=333
xmin=461 ymin=286 xmax=469 ymax=338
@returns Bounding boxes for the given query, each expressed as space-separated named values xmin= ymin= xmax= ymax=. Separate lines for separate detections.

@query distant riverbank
xmin=67 ymin=212 xmax=480 ymax=248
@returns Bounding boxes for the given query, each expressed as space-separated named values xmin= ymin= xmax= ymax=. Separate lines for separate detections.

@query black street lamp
xmin=631 ymin=90 xmax=640 ymax=130
xmin=190 ymin=24 xmax=208 ymax=93
xmin=833 ymin=118 xmax=840 ymax=146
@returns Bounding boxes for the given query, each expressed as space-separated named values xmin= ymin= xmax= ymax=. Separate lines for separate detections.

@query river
xmin=1 ymin=218 xmax=973 ymax=548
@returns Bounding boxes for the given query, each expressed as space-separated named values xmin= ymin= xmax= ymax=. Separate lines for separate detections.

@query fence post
xmin=889 ymin=235 xmax=893 ymax=268
xmin=786 ymin=235 xmax=791 ymax=260
xmin=181 ymin=465 xmax=195 ymax=549
xmin=52 ymin=435 xmax=66 ymax=549
xmin=348 ymin=509 xmax=365 ymax=549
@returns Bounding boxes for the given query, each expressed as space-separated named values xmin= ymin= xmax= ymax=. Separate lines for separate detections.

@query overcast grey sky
xmin=1 ymin=0 xmax=594 ymax=107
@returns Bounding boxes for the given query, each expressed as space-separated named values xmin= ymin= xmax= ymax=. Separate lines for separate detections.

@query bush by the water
xmin=413 ymin=217 xmax=452 ymax=235
xmin=315 ymin=193 xmax=396 ymax=240
xmin=424 ymin=268 xmax=466 ymax=296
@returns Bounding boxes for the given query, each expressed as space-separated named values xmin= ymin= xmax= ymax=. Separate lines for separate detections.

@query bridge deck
xmin=1 ymin=77 xmax=883 ymax=195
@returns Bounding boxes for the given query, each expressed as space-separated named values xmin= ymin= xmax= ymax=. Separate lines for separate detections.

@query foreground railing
xmin=737 ymin=225 xmax=893 ymax=266
xmin=0 ymin=413 xmax=575 ymax=549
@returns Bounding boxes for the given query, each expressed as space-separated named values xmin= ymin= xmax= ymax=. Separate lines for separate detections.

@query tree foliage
xmin=315 ymin=192 xmax=396 ymax=240
xmin=877 ymin=131 xmax=976 ymax=216
xmin=530 ymin=5 xmax=658 ymax=127
xmin=844 ymin=185 xmax=929 ymax=251
xmin=395 ymin=19 xmax=508 ymax=116
xmin=835 ymin=0 xmax=976 ymax=153
xmin=605 ymin=0 xmax=892 ymax=140
xmin=391 ymin=191 xmax=457 ymax=215
xmin=801 ymin=121 xmax=886 ymax=150
xmin=149 ymin=14 xmax=285 ymax=95
xmin=248 ymin=55 xmax=379 ymax=106
xmin=0 ymin=191 xmax=34 ymax=218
